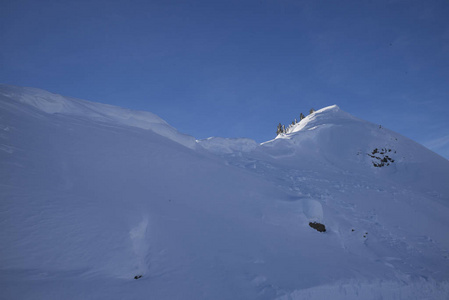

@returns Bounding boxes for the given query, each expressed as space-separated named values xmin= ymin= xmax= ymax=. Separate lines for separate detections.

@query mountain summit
xmin=1 ymin=85 xmax=449 ymax=299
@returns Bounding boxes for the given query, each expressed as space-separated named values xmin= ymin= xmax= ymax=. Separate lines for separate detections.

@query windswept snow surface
xmin=0 ymin=85 xmax=196 ymax=149
xmin=1 ymin=86 xmax=449 ymax=299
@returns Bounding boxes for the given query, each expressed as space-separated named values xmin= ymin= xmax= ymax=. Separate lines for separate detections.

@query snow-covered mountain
xmin=1 ymin=85 xmax=449 ymax=299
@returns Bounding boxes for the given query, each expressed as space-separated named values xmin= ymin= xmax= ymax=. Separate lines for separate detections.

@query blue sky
xmin=1 ymin=0 xmax=449 ymax=158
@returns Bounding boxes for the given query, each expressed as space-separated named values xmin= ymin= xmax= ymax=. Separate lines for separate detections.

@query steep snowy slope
xmin=261 ymin=105 xmax=449 ymax=195
xmin=1 ymin=86 xmax=449 ymax=299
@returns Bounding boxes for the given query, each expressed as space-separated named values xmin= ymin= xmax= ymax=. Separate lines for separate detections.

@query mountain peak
xmin=315 ymin=104 xmax=340 ymax=112
xmin=271 ymin=104 xmax=360 ymax=141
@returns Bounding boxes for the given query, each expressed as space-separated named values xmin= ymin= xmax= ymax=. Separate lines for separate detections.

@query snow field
xmin=1 ymin=85 xmax=449 ymax=299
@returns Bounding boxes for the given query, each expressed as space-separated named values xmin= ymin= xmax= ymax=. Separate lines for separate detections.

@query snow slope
xmin=0 ymin=85 xmax=196 ymax=149
xmin=1 ymin=85 xmax=449 ymax=299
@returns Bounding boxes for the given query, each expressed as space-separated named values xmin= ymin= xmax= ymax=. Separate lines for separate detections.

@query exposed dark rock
xmin=134 ymin=275 xmax=142 ymax=280
xmin=309 ymin=222 xmax=326 ymax=232
xmin=368 ymin=147 xmax=395 ymax=167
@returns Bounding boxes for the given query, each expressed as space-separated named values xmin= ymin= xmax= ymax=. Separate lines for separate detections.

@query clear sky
xmin=1 ymin=0 xmax=449 ymax=159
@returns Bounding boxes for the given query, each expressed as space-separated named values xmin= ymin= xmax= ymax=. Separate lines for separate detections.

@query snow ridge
xmin=0 ymin=84 xmax=196 ymax=149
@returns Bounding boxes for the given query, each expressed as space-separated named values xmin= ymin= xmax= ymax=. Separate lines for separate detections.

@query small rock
xmin=309 ymin=222 xmax=326 ymax=232
xmin=134 ymin=275 xmax=142 ymax=280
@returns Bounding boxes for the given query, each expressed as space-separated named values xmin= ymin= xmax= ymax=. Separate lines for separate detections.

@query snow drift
xmin=1 ymin=85 xmax=449 ymax=299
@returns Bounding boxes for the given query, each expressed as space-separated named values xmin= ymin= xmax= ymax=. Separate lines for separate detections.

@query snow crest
xmin=0 ymin=84 xmax=196 ymax=149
